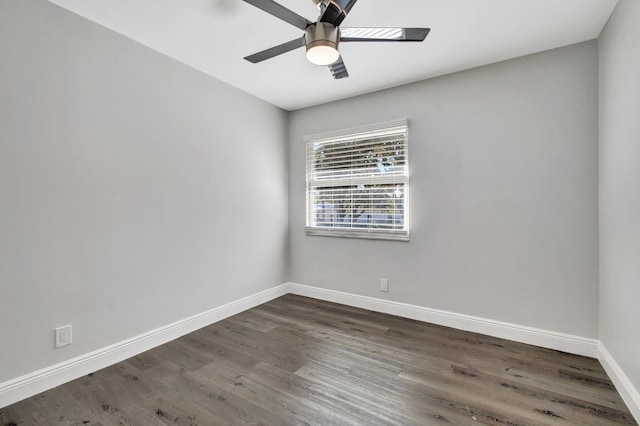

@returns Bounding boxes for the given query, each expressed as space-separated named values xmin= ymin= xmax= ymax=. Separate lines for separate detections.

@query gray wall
xmin=599 ymin=0 xmax=640 ymax=393
xmin=0 ymin=0 xmax=288 ymax=382
xmin=289 ymin=42 xmax=600 ymax=338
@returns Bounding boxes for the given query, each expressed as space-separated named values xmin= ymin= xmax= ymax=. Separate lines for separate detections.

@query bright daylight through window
xmin=305 ymin=120 xmax=409 ymax=241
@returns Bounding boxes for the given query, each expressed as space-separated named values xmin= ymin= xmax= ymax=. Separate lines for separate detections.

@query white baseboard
xmin=599 ymin=343 xmax=640 ymax=423
xmin=0 ymin=284 xmax=289 ymax=409
xmin=286 ymin=282 xmax=599 ymax=358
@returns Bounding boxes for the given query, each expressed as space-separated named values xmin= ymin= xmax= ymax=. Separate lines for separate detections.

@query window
xmin=305 ymin=119 xmax=409 ymax=241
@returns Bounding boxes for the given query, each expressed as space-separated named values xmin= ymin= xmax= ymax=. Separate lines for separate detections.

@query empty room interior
xmin=1 ymin=0 xmax=639 ymax=424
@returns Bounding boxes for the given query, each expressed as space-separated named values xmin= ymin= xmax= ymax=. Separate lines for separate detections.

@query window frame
xmin=304 ymin=119 xmax=410 ymax=241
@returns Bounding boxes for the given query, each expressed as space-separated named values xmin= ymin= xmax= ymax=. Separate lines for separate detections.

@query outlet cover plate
xmin=55 ymin=325 xmax=72 ymax=348
xmin=380 ymin=279 xmax=388 ymax=292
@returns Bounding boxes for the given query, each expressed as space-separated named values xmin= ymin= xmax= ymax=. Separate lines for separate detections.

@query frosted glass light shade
xmin=306 ymin=44 xmax=340 ymax=65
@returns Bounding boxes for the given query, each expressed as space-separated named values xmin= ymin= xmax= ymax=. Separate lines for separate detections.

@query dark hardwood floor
xmin=1 ymin=294 xmax=636 ymax=425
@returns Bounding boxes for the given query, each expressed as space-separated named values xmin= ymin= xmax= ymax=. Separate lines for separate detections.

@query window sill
xmin=305 ymin=227 xmax=410 ymax=241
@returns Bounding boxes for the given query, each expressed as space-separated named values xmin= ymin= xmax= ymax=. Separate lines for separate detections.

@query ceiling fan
xmin=241 ymin=0 xmax=430 ymax=79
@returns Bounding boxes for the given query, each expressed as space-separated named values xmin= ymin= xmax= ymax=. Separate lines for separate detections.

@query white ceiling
xmin=48 ymin=0 xmax=618 ymax=111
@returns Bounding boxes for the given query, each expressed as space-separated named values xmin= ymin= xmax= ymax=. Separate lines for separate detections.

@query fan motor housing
xmin=305 ymin=22 xmax=340 ymax=53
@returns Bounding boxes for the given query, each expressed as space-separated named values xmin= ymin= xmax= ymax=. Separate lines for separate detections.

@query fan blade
xmin=320 ymin=0 xmax=358 ymax=26
xmin=340 ymin=27 xmax=430 ymax=42
xmin=329 ymin=56 xmax=349 ymax=79
xmin=244 ymin=36 xmax=306 ymax=63
xmin=241 ymin=0 xmax=312 ymax=31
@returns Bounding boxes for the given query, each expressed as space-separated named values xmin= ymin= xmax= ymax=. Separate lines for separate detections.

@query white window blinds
xmin=305 ymin=119 xmax=409 ymax=241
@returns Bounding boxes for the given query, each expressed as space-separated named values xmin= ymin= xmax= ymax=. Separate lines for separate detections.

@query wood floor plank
xmin=0 ymin=294 xmax=636 ymax=425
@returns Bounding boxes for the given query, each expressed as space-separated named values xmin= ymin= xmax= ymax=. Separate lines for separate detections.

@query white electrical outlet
xmin=55 ymin=325 xmax=72 ymax=348
xmin=380 ymin=278 xmax=388 ymax=292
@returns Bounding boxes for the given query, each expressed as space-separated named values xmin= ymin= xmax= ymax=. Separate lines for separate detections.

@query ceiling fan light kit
xmin=305 ymin=22 xmax=340 ymax=65
xmin=241 ymin=0 xmax=430 ymax=79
